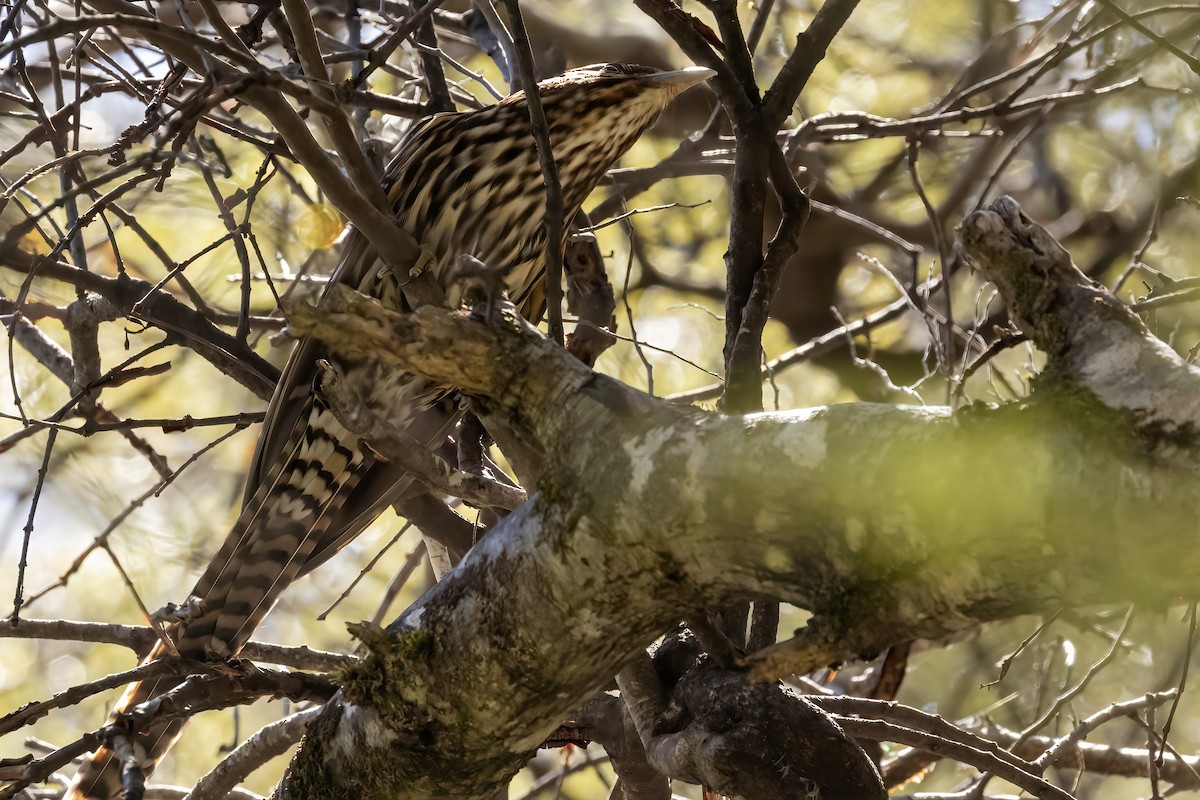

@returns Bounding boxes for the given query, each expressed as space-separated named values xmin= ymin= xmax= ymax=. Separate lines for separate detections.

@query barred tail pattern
xmin=64 ymin=642 xmax=184 ymax=800
xmin=65 ymin=400 xmax=373 ymax=800
xmin=177 ymin=400 xmax=369 ymax=659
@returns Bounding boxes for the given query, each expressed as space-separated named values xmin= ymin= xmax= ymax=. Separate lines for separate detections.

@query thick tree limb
xmin=276 ymin=198 xmax=1200 ymax=799
xmin=572 ymin=691 xmax=670 ymax=800
xmin=641 ymin=664 xmax=884 ymax=799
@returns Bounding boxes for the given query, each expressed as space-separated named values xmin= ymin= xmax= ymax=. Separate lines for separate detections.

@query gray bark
xmin=272 ymin=197 xmax=1200 ymax=799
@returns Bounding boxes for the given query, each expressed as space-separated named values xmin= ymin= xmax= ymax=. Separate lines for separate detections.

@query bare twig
xmin=501 ymin=0 xmax=565 ymax=345
xmin=183 ymin=707 xmax=322 ymax=800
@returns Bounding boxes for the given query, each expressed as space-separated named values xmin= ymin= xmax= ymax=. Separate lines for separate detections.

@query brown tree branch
xmin=0 ymin=247 xmax=278 ymax=399
xmin=0 ymin=618 xmax=352 ymax=671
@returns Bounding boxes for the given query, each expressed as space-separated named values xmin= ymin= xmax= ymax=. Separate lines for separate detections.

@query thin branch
xmin=1094 ymin=0 xmax=1200 ymax=75
xmin=762 ymin=0 xmax=863 ymax=129
xmin=0 ymin=247 xmax=279 ymax=399
xmin=183 ymin=707 xmax=322 ymax=800
xmin=501 ymin=0 xmax=565 ymax=345
xmin=835 ymin=715 xmax=1073 ymax=800
xmin=0 ymin=618 xmax=353 ymax=671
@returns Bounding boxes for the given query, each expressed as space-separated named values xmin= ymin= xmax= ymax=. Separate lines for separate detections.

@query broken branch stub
xmin=962 ymin=195 xmax=1200 ymax=447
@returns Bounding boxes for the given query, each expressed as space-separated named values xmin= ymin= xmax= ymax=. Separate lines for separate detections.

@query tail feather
xmin=177 ymin=400 xmax=370 ymax=659
xmin=64 ymin=641 xmax=188 ymax=800
xmin=64 ymin=396 xmax=460 ymax=799
xmin=64 ymin=400 xmax=374 ymax=800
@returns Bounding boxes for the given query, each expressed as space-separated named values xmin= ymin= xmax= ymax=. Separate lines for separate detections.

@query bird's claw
xmin=447 ymin=253 xmax=512 ymax=326
xmin=408 ymin=244 xmax=438 ymax=278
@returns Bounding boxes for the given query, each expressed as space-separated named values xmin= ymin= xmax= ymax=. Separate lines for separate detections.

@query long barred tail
xmin=64 ymin=226 xmax=459 ymax=798
xmin=177 ymin=399 xmax=371 ymax=660
xmin=63 ymin=641 xmax=186 ymax=800
xmin=64 ymin=394 xmax=458 ymax=800
xmin=64 ymin=396 xmax=372 ymax=799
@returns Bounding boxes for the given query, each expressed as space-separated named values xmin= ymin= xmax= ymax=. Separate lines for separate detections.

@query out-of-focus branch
xmin=0 ymin=618 xmax=352 ymax=671
xmin=762 ymin=0 xmax=862 ymax=129
xmin=0 ymin=248 xmax=278 ymax=399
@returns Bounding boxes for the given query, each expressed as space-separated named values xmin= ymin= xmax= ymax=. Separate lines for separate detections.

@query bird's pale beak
xmin=650 ymin=66 xmax=718 ymax=91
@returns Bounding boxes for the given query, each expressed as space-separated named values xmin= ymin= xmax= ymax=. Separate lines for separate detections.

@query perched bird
xmin=65 ymin=63 xmax=714 ymax=799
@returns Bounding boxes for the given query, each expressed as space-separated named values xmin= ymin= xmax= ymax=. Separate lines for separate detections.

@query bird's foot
xmin=408 ymin=243 xmax=438 ymax=278
xmin=447 ymin=253 xmax=513 ymax=325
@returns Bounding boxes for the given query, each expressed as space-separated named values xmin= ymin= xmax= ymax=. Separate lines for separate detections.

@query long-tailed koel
xmin=66 ymin=63 xmax=714 ymax=799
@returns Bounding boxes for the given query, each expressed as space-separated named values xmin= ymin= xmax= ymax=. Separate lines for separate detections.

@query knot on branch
xmin=283 ymin=284 xmax=411 ymax=363
xmin=283 ymin=283 xmax=589 ymax=435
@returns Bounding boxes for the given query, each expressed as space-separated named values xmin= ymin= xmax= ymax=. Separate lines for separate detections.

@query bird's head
xmin=524 ymin=63 xmax=716 ymax=141
xmin=493 ymin=64 xmax=714 ymax=212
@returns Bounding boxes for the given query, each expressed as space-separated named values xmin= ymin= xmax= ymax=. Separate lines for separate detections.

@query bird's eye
xmin=602 ymin=64 xmax=622 ymax=74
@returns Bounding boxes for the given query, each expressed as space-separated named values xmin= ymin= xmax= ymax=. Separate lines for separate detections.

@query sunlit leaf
xmin=296 ymin=203 xmax=344 ymax=250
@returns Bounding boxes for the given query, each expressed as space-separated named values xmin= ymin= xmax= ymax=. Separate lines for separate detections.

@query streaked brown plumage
xmin=66 ymin=63 xmax=713 ymax=800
